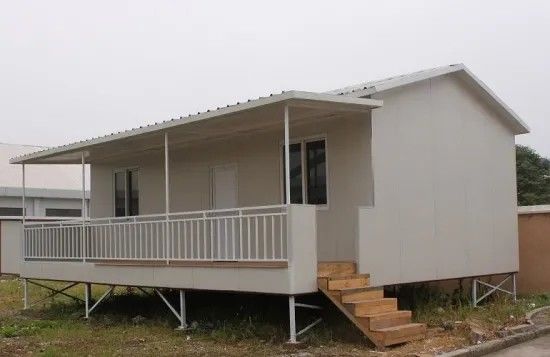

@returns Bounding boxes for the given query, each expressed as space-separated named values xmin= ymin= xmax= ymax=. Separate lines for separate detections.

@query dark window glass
xmin=306 ymin=140 xmax=327 ymax=204
xmin=0 ymin=207 xmax=23 ymax=216
xmin=45 ymin=208 xmax=82 ymax=217
xmin=282 ymin=143 xmax=303 ymax=203
xmin=115 ymin=171 xmax=126 ymax=217
xmin=128 ymin=169 xmax=139 ymax=216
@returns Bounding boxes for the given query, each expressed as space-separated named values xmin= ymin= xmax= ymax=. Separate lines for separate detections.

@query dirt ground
xmin=0 ymin=276 xmax=548 ymax=356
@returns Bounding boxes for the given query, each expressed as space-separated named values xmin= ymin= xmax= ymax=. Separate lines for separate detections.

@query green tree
xmin=516 ymin=145 xmax=550 ymax=206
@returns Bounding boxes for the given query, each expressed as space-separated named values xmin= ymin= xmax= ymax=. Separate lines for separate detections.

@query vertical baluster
xmin=239 ymin=211 xmax=243 ymax=260
xmin=263 ymin=216 xmax=267 ymax=260
xmin=203 ymin=214 xmax=207 ymax=260
xmin=139 ymin=223 xmax=143 ymax=259
xmin=184 ymin=221 xmax=188 ymax=259
xmin=232 ymin=217 xmax=236 ymax=260
xmin=280 ymin=215 xmax=283 ymax=260
xmin=191 ymin=220 xmax=195 ymax=260
xmin=156 ymin=223 xmax=160 ymax=259
xmin=177 ymin=221 xmax=181 ymax=260
xmin=255 ymin=216 xmax=258 ymax=260
xmin=224 ymin=218 xmax=228 ymax=260
xmin=271 ymin=216 xmax=275 ymax=260
xmin=210 ymin=219 xmax=214 ymax=260
xmin=247 ymin=217 xmax=251 ymax=260
xmin=216 ymin=218 xmax=221 ymax=260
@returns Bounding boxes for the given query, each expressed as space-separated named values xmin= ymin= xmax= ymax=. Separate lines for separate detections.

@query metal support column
xmin=81 ymin=153 xmax=87 ymax=262
xmin=512 ymin=273 xmax=517 ymax=302
xmin=84 ymin=283 xmax=91 ymax=319
xmin=22 ymin=278 xmax=28 ymax=310
xmin=164 ymin=132 xmax=170 ymax=264
xmin=472 ymin=277 xmax=477 ymax=307
xmin=178 ymin=290 xmax=186 ymax=330
xmin=155 ymin=288 xmax=187 ymax=330
xmin=284 ymin=105 xmax=291 ymax=205
xmin=288 ymin=295 xmax=297 ymax=343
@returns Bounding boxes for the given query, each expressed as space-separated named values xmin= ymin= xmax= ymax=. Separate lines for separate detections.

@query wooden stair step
xmin=340 ymin=287 xmax=384 ymax=303
xmin=327 ymin=274 xmax=370 ymax=290
xmin=361 ymin=310 xmax=412 ymax=330
xmin=375 ymin=323 xmax=426 ymax=346
xmin=317 ymin=261 xmax=356 ymax=278
xmin=346 ymin=298 xmax=397 ymax=316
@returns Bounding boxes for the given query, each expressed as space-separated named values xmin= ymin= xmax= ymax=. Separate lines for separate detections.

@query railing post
xmin=21 ymin=164 xmax=26 ymax=261
xmin=81 ymin=152 xmax=87 ymax=262
xmin=164 ymin=132 xmax=170 ymax=265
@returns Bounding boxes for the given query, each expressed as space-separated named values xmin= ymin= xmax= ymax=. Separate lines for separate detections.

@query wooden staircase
xmin=317 ymin=261 xmax=426 ymax=349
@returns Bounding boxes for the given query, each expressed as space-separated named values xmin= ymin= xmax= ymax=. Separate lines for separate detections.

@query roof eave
xmin=10 ymin=91 xmax=382 ymax=165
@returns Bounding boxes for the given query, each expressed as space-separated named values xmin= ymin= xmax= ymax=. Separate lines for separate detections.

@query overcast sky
xmin=1 ymin=1 xmax=549 ymax=156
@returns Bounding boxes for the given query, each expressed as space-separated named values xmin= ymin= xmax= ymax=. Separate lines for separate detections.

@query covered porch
xmin=12 ymin=91 xmax=382 ymax=296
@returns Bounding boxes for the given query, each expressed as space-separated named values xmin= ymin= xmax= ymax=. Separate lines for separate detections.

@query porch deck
xmin=20 ymin=204 xmax=318 ymax=295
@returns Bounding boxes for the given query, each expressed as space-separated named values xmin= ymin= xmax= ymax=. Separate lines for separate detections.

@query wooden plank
xmin=341 ymin=288 xmax=384 ymax=303
xmin=318 ymin=285 xmax=385 ymax=350
xmin=347 ymin=298 xmax=397 ymax=316
xmin=327 ymin=275 xmax=369 ymax=290
xmin=317 ymin=261 xmax=356 ymax=278
xmin=365 ymin=310 xmax=412 ymax=330
xmin=377 ymin=323 xmax=426 ymax=346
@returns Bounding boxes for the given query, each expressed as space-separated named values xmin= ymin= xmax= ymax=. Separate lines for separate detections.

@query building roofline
xmin=329 ymin=64 xmax=530 ymax=135
xmin=10 ymin=91 xmax=382 ymax=165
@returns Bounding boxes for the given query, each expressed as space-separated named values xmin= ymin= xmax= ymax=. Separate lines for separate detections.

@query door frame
xmin=209 ymin=163 xmax=239 ymax=210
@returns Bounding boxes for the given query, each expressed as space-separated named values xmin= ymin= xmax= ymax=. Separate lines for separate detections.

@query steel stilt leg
xmin=288 ymin=295 xmax=297 ymax=343
xmin=177 ymin=290 xmax=187 ymax=330
xmin=22 ymin=278 xmax=28 ymax=310
xmin=84 ymin=283 xmax=91 ymax=319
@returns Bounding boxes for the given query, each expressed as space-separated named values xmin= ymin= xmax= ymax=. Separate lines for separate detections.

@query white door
xmin=211 ymin=165 xmax=238 ymax=209
xmin=211 ymin=165 xmax=238 ymax=260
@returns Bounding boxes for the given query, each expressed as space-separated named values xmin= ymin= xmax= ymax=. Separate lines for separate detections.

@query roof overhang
xmin=10 ymin=91 xmax=382 ymax=165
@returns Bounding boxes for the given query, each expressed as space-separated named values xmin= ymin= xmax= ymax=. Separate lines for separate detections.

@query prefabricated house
xmin=0 ymin=143 xmax=90 ymax=276
xmin=7 ymin=64 xmax=528 ymax=348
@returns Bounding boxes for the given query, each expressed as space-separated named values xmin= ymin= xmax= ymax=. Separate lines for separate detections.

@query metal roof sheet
xmin=327 ymin=63 xmax=529 ymax=135
xmin=10 ymin=91 xmax=381 ymax=164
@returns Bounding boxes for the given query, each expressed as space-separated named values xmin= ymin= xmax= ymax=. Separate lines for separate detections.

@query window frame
xmin=112 ymin=167 xmax=140 ymax=217
xmin=279 ymin=135 xmax=329 ymax=210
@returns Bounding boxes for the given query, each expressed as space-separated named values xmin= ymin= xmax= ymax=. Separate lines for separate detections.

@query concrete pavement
xmin=486 ymin=333 xmax=550 ymax=356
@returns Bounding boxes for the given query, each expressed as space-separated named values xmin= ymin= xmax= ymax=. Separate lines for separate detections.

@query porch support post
xmin=21 ymin=164 xmax=25 ymax=224
xmin=512 ymin=273 xmax=517 ymax=302
xmin=21 ymin=163 xmax=26 ymax=261
xmin=178 ymin=290 xmax=187 ymax=330
xmin=288 ymin=295 xmax=297 ymax=343
xmin=81 ymin=152 xmax=86 ymax=262
xmin=22 ymin=278 xmax=28 ymax=310
xmin=164 ymin=132 xmax=170 ymax=264
xmin=284 ymin=105 xmax=291 ymax=205
xmin=84 ymin=283 xmax=91 ymax=319
xmin=472 ymin=278 xmax=477 ymax=307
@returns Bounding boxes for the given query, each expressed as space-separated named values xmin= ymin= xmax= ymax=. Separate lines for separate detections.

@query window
xmin=0 ymin=207 xmax=23 ymax=216
xmin=114 ymin=168 xmax=139 ymax=217
xmin=282 ymin=138 xmax=328 ymax=205
xmin=45 ymin=208 xmax=82 ymax=217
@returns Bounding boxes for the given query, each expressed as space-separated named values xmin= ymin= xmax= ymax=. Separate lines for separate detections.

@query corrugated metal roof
xmin=10 ymin=91 xmax=382 ymax=164
xmin=326 ymin=64 xmax=464 ymax=96
xmin=327 ymin=63 xmax=529 ymax=135
xmin=0 ymin=143 xmax=88 ymax=190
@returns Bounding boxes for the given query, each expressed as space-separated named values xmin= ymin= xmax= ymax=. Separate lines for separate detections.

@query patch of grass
xmin=397 ymin=282 xmax=550 ymax=334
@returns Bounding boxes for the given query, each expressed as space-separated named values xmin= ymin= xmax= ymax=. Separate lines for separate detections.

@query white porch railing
xmin=23 ymin=205 xmax=288 ymax=263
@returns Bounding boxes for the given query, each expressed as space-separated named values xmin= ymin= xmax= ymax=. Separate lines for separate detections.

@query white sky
xmin=1 ymin=1 xmax=549 ymax=156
